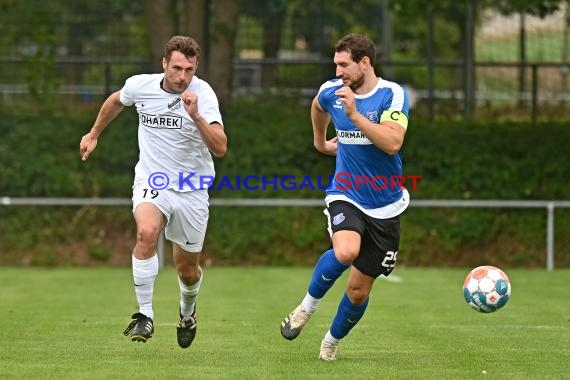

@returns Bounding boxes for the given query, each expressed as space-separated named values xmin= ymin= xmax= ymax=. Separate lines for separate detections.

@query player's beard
xmin=348 ymin=72 xmax=365 ymax=92
xmin=164 ymin=76 xmax=188 ymax=94
xmin=173 ymin=81 xmax=188 ymax=93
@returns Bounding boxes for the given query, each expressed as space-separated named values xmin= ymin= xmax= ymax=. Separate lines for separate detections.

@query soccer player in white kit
xmin=79 ymin=36 xmax=227 ymax=348
xmin=280 ymin=34 xmax=410 ymax=360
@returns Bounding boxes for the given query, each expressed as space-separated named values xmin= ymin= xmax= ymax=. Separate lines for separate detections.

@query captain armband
xmin=380 ymin=110 xmax=408 ymax=130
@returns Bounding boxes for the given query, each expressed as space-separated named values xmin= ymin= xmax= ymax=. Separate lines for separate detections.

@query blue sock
xmin=330 ymin=293 xmax=369 ymax=339
xmin=307 ymin=249 xmax=350 ymax=299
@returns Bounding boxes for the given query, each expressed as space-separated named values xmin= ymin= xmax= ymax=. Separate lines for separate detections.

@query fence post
xmin=104 ymin=60 xmax=112 ymax=98
xmin=546 ymin=203 xmax=555 ymax=271
xmin=531 ymin=64 xmax=538 ymax=127
xmin=463 ymin=0 xmax=475 ymax=121
xmin=518 ymin=12 xmax=527 ymax=107
xmin=426 ymin=5 xmax=435 ymax=122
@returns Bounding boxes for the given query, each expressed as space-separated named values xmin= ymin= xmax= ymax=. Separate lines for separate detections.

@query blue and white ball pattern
xmin=463 ymin=265 xmax=511 ymax=313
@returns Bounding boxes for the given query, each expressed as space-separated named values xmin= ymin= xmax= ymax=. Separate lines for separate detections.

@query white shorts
xmin=132 ymin=180 xmax=209 ymax=252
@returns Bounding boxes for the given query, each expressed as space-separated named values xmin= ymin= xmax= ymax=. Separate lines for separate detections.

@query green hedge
xmin=1 ymin=101 xmax=568 ymax=267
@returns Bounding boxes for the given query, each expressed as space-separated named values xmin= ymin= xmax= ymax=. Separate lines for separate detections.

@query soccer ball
xmin=463 ymin=265 xmax=511 ymax=313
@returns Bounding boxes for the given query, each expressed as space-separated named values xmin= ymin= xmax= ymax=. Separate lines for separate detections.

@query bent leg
xmin=307 ymin=230 xmax=359 ymax=297
xmin=173 ymin=244 xmax=201 ymax=348
xmin=133 ymin=203 xmax=166 ymax=259
xmin=301 ymin=230 xmax=359 ymax=313
xmin=131 ymin=203 xmax=166 ymax=320
xmin=329 ymin=267 xmax=374 ymax=339
xmin=319 ymin=267 xmax=374 ymax=359
xmin=173 ymin=244 xmax=202 ymax=317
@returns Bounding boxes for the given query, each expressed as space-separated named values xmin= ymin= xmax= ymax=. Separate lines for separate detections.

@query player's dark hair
xmin=164 ymin=35 xmax=201 ymax=62
xmin=335 ymin=34 xmax=376 ymax=66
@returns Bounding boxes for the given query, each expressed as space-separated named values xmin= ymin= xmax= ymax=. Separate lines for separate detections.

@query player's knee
xmin=177 ymin=264 xmax=201 ymax=284
xmin=136 ymin=225 xmax=161 ymax=249
xmin=346 ymin=286 xmax=369 ymax=305
xmin=333 ymin=246 xmax=359 ymax=265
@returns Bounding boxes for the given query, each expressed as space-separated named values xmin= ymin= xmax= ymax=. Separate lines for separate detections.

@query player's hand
xmin=182 ymin=91 xmax=199 ymax=119
xmin=317 ymin=136 xmax=338 ymax=156
xmin=334 ymin=86 xmax=357 ymax=118
xmin=79 ymin=132 xmax=98 ymax=161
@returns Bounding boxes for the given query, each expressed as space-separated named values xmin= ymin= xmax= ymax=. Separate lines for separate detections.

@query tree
xmin=144 ymin=0 xmax=175 ymax=71
xmin=0 ymin=0 xmax=146 ymax=100
xmin=493 ymin=0 xmax=561 ymax=16
xmin=207 ymin=0 xmax=240 ymax=105
xmin=241 ymin=0 xmax=288 ymax=86
xmin=142 ymin=0 xmax=239 ymax=105
xmin=183 ymin=0 xmax=210 ymax=76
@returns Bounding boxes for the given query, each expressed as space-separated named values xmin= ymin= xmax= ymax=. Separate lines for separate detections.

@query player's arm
xmin=335 ymin=86 xmax=406 ymax=155
xmin=311 ymin=97 xmax=337 ymax=156
xmin=80 ymin=91 xmax=124 ymax=161
xmin=182 ymin=91 xmax=227 ymax=157
xmin=193 ymin=118 xmax=227 ymax=157
xmin=350 ymin=111 xmax=406 ymax=155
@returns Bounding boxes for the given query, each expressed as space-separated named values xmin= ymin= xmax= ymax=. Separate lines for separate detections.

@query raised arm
xmin=79 ymin=91 xmax=124 ymax=161
xmin=335 ymin=86 xmax=407 ymax=156
xmin=182 ymin=91 xmax=227 ymax=157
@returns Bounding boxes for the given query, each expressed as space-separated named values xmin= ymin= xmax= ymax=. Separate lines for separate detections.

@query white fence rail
xmin=2 ymin=197 xmax=569 ymax=271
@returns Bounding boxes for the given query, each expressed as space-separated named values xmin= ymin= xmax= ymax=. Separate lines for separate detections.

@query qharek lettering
xmin=336 ymin=129 xmax=372 ymax=145
xmin=139 ymin=113 xmax=182 ymax=129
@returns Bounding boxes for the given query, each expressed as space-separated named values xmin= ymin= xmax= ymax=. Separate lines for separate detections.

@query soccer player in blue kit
xmin=280 ymin=34 xmax=411 ymax=360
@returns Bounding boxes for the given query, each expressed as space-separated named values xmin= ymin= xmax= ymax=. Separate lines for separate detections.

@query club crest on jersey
xmin=168 ymin=97 xmax=182 ymax=110
xmin=366 ymin=110 xmax=379 ymax=123
xmin=332 ymin=213 xmax=345 ymax=225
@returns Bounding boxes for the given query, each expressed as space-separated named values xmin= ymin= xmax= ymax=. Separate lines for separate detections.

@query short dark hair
xmin=335 ymin=34 xmax=376 ymax=67
xmin=164 ymin=35 xmax=201 ymax=62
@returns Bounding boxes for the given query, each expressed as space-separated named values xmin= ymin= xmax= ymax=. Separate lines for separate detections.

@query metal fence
xmin=2 ymin=197 xmax=569 ymax=271
xmin=0 ymin=56 xmax=567 ymax=124
xmin=0 ymin=2 xmax=567 ymax=122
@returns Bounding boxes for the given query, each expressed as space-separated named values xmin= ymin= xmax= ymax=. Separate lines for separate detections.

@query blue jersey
xmin=317 ymin=78 xmax=410 ymax=209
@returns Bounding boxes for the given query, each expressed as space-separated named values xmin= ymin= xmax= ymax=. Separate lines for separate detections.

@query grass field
xmin=0 ymin=267 xmax=568 ymax=379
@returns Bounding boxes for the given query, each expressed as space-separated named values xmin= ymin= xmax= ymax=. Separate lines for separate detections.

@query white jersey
xmin=120 ymin=73 xmax=223 ymax=191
